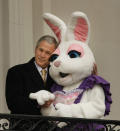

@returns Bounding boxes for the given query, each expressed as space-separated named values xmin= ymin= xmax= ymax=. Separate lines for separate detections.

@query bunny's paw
xmin=29 ymin=90 xmax=55 ymax=105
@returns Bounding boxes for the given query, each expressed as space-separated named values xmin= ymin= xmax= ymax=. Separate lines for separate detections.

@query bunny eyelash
xmin=50 ymin=44 xmax=84 ymax=62
xmin=67 ymin=44 xmax=84 ymax=57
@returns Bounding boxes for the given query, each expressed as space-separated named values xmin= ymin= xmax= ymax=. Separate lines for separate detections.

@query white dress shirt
xmin=34 ymin=61 xmax=47 ymax=81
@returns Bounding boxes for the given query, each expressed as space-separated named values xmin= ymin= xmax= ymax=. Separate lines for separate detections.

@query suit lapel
xmin=27 ymin=57 xmax=54 ymax=91
xmin=45 ymin=66 xmax=54 ymax=91
xmin=27 ymin=58 xmax=45 ymax=89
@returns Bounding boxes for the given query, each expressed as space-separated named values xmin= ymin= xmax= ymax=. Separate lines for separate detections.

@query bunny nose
xmin=54 ymin=61 xmax=61 ymax=67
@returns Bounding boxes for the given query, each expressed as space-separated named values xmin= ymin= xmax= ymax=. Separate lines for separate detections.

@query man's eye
xmin=39 ymin=48 xmax=43 ymax=52
xmin=46 ymin=51 xmax=51 ymax=55
xmin=49 ymin=54 xmax=59 ymax=62
xmin=68 ymin=50 xmax=81 ymax=58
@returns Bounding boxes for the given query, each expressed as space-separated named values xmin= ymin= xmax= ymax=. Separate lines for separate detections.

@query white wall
xmin=8 ymin=0 xmax=34 ymax=67
xmin=32 ymin=0 xmax=53 ymax=47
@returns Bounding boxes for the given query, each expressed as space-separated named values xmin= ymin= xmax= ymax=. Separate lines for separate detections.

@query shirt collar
xmin=34 ymin=61 xmax=47 ymax=73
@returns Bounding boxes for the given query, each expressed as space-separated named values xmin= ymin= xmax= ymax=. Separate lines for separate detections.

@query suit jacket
xmin=5 ymin=57 xmax=54 ymax=115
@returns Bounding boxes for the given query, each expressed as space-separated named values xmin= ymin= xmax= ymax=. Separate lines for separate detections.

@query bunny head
xmin=43 ymin=12 xmax=96 ymax=86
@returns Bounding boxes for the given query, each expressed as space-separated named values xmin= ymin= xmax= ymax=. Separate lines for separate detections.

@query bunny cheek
xmin=49 ymin=66 xmax=73 ymax=86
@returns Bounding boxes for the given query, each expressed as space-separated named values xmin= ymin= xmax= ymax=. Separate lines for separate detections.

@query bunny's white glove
xmin=29 ymin=90 xmax=55 ymax=105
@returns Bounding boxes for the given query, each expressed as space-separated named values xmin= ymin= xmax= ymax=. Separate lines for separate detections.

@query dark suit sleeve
xmin=5 ymin=68 xmax=40 ymax=115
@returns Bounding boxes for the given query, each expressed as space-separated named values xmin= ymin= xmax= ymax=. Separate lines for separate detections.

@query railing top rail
xmin=0 ymin=113 xmax=120 ymax=125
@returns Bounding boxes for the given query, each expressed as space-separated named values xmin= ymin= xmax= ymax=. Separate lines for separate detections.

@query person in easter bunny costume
xmin=29 ymin=12 xmax=112 ymax=130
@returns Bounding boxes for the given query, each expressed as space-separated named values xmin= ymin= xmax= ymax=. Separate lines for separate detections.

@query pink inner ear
xmin=44 ymin=19 xmax=61 ymax=42
xmin=74 ymin=18 xmax=88 ymax=42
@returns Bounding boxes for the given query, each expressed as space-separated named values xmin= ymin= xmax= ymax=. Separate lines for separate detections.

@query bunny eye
xmin=68 ymin=50 xmax=81 ymax=58
xmin=49 ymin=54 xmax=59 ymax=62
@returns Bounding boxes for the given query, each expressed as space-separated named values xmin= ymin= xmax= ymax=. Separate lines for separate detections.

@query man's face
xmin=35 ymin=40 xmax=56 ymax=68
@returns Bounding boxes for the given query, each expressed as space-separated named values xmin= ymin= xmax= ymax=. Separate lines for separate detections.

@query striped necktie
xmin=41 ymin=69 xmax=47 ymax=82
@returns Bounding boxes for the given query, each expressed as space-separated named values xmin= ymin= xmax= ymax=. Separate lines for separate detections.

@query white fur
xmin=43 ymin=13 xmax=67 ymax=42
xmin=29 ymin=12 xmax=106 ymax=127
xmin=50 ymin=40 xmax=95 ymax=86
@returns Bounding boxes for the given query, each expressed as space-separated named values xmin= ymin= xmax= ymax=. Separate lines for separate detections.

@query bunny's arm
xmin=54 ymin=85 xmax=106 ymax=118
xmin=71 ymin=85 xmax=105 ymax=118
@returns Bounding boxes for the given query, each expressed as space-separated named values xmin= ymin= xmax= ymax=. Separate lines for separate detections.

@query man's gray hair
xmin=36 ymin=35 xmax=58 ymax=48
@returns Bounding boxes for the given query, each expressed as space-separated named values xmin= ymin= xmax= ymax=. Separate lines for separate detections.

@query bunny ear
xmin=66 ymin=12 xmax=90 ymax=43
xmin=43 ymin=13 xmax=67 ymax=43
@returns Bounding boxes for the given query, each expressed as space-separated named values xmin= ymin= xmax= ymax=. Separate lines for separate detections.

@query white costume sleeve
xmin=68 ymin=85 xmax=105 ymax=118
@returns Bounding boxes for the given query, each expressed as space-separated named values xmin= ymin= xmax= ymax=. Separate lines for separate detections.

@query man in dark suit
xmin=5 ymin=35 xmax=58 ymax=115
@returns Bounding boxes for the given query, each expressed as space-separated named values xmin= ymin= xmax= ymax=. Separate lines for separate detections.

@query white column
xmin=0 ymin=0 xmax=34 ymax=113
xmin=8 ymin=0 xmax=34 ymax=67
xmin=0 ymin=0 xmax=10 ymax=113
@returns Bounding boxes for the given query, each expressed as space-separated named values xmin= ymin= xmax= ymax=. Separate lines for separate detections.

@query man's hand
xmin=42 ymin=100 xmax=54 ymax=107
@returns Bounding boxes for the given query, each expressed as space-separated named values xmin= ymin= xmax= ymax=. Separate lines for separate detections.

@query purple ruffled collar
xmin=51 ymin=75 xmax=112 ymax=116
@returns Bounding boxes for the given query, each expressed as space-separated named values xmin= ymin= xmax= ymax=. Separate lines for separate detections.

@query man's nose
xmin=40 ymin=52 xmax=46 ymax=57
